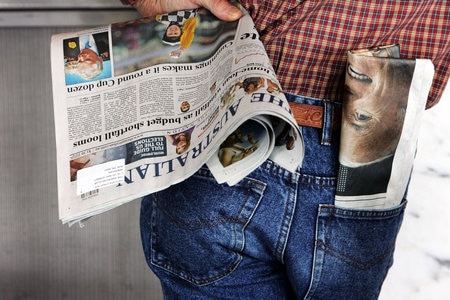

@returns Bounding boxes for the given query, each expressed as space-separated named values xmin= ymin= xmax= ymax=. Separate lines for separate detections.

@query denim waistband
xmin=285 ymin=92 xmax=342 ymax=146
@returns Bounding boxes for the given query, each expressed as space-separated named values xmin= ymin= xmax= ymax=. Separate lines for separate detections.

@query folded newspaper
xmin=51 ymin=9 xmax=303 ymax=226
xmin=335 ymin=44 xmax=434 ymax=209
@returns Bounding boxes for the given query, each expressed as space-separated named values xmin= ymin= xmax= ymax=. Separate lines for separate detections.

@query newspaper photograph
xmin=51 ymin=9 xmax=303 ymax=225
xmin=335 ymin=45 xmax=434 ymax=209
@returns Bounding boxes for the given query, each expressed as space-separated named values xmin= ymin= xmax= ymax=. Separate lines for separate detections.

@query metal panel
xmin=0 ymin=10 xmax=141 ymax=27
xmin=0 ymin=0 xmax=141 ymax=27
xmin=0 ymin=0 xmax=125 ymax=9
xmin=0 ymin=25 xmax=162 ymax=299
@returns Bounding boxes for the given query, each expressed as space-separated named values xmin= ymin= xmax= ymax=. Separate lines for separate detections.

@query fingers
xmin=133 ymin=0 xmax=242 ymax=21
xmin=198 ymin=0 xmax=242 ymax=21
xmin=133 ymin=0 xmax=197 ymax=17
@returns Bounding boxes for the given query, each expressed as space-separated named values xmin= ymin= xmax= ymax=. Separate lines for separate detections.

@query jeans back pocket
xmin=305 ymin=201 xmax=407 ymax=300
xmin=143 ymin=168 xmax=266 ymax=286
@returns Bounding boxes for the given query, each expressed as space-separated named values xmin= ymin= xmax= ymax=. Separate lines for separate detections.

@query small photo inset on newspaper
xmin=111 ymin=9 xmax=239 ymax=75
xmin=206 ymin=119 xmax=273 ymax=185
xmin=217 ymin=121 xmax=262 ymax=168
xmin=63 ymin=32 xmax=112 ymax=85
xmin=235 ymin=77 xmax=282 ymax=95
xmin=69 ymin=145 xmax=126 ymax=182
xmin=167 ymin=126 xmax=195 ymax=155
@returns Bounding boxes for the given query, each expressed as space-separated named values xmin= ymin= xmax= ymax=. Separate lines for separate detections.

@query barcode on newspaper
xmin=81 ymin=189 xmax=99 ymax=200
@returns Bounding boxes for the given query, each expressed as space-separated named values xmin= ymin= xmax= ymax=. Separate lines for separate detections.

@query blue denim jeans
xmin=140 ymin=94 xmax=407 ymax=299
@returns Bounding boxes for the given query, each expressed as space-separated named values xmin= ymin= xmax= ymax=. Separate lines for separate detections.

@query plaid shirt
xmin=240 ymin=0 xmax=450 ymax=108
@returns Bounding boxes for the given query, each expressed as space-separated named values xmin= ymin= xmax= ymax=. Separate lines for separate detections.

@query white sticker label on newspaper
xmin=76 ymin=159 xmax=125 ymax=195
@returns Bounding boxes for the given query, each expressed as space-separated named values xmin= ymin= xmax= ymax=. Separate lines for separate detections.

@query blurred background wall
xmin=0 ymin=1 xmax=162 ymax=299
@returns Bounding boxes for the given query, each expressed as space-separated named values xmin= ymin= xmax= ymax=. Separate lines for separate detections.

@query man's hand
xmin=133 ymin=0 xmax=242 ymax=21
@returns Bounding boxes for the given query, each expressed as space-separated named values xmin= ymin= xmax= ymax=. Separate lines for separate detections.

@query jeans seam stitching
xmin=316 ymin=240 xmax=395 ymax=270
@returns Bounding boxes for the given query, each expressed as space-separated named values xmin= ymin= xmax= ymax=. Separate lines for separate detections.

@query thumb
xmin=134 ymin=0 xmax=243 ymax=22
xmin=199 ymin=0 xmax=243 ymax=21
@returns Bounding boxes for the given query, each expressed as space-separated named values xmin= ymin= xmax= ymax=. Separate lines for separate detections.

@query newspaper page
xmin=51 ymin=9 xmax=303 ymax=225
xmin=335 ymin=45 xmax=434 ymax=209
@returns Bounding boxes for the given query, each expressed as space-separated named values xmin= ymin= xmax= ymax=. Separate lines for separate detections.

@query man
xmin=121 ymin=0 xmax=450 ymax=298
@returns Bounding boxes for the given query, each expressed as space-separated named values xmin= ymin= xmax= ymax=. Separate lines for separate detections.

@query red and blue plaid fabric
xmin=240 ymin=0 xmax=450 ymax=108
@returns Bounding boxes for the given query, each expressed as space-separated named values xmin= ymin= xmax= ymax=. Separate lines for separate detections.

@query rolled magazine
xmin=335 ymin=45 xmax=434 ymax=209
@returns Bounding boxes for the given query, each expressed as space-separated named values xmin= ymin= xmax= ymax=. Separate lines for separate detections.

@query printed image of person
xmin=156 ymin=9 xmax=198 ymax=58
xmin=351 ymin=44 xmax=400 ymax=59
xmin=341 ymin=50 xmax=411 ymax=164
xmin=111 ymin=8 xmax=238 ymax=75
xmin=236 ymin=77 xmax=281 ymax=94
xmin=180 ymin=101 xmax=191 ymax=112
xmin=70 ymin=155 xmax=93 ymax=182
xmin=210 ymin=82 xmax=217 ymax=93
xmin=168 ymin=127 xmax=194 ymax=154
xmin=220 ymin=85 xmax=236 ymax=109
xmin=63 ymin=32 xmax=111 ymax=84
xmin=272 ymin=118 xmax=297 ymax=150
xmin=218 ymin=127 xmax=259 ymax=167
xmin=337 ymin=47 xmax=415 ymax=196
xmin=69 ymin=145 xmax=127 ymax=182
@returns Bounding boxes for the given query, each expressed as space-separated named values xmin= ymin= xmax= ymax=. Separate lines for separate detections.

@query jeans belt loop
xmin=290 ymin=102 xmax=341 ymax=144
xmin=290 ymin=102 xmax=324 ymax=128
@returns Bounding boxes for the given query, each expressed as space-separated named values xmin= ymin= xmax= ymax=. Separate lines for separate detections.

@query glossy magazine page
xmin=335 ymin=45 xmax=434 ymax=209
